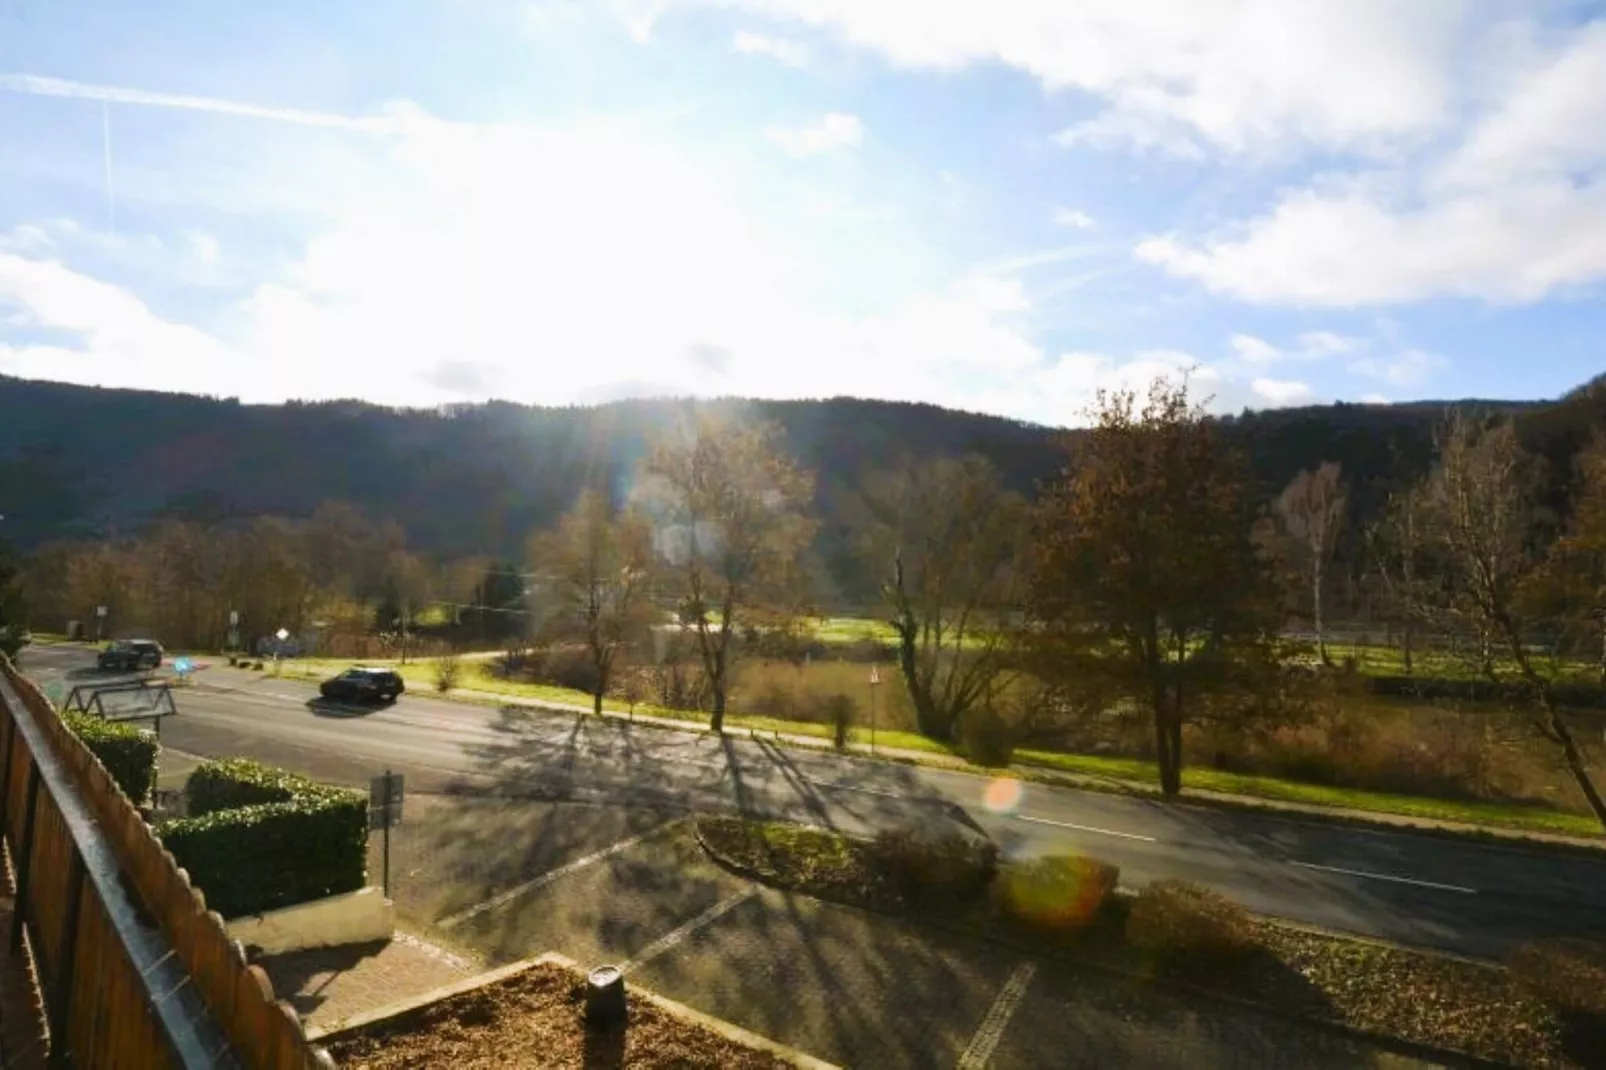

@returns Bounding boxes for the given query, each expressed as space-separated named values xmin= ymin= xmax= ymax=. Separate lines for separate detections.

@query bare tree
xmin=530 ymin=488 xmax=655 ymax=715
xmin=643 ymin=412 xmax=817 ymax=733
xmin=1025 ymin=379 xmax=1282 ymax=799
xmin=854 ymin=455 xmax=1027 ymax=743
xmin=1404 ymin=410 xmax=1606 ymax=827
xmin=1275 ymin=463 xmax=1347 ymax=665
xmin=1366 ymin=484 xmax=1430 ymax=676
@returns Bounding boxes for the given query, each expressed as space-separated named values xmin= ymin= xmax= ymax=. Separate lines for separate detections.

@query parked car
xmin=319 ymin=667 xmax=405 ymax=704
xmin=98 ymin=638 xmax=164 ymax=671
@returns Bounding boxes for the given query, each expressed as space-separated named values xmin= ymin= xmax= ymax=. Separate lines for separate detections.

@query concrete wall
xmin=226 ymin=886 xmax=394 ymax=955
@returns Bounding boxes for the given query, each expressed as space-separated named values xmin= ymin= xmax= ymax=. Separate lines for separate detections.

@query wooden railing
xmin=0 ymin=656 xmax=334 ymax=1069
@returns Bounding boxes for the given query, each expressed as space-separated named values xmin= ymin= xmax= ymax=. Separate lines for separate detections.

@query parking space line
xmin=437 ymin=818 xmax=683 ymax=930
xmin=1015 ymin=815 xmax=1158 ymax=843
xmin=957 ymin=960 xmax=1037 ymax=1070
xmin=1290 ymin=860 xmax=1477 ymax=894
xmin=620 ymin=888 xmax=758 ymax=972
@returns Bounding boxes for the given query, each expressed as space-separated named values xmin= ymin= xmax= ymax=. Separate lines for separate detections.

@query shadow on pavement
xmin=306 ymin=697 xmax=389 ymax=718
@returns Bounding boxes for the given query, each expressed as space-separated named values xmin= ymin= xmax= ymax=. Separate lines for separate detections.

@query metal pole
xmin=382 ymin=769 xmax=392 ymax=898
xmin=870 ymin=680 xmax=877 ymax=757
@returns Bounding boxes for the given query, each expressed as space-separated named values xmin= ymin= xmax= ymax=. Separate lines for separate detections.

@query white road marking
xmin=438 ymin=819 xmax=683 ymax=930
xmin=957 ymin=961 xmax=1037 ymax=1069
xmin=620 ymin=888 xmax=758 ymax=972
xmin=1015 ymin=814 xmax=1158 ymax=843
xmin=1290 ymin=861 xmax=1477 ymax=895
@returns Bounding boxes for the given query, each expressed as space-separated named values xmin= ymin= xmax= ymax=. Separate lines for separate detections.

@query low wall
xmin=227 ymin=886 xmax=394 ymax=955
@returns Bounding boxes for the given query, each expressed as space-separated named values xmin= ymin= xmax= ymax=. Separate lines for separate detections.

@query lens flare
xmin=982 ymin=777 xmax=1023 ymax=814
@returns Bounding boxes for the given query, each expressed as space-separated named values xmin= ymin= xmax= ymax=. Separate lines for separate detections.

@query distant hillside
xmin=0 ymin=375 xmax=1585 ymax=583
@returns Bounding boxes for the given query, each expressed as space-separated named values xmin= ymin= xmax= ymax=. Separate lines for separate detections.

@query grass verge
xmin=217 ymin=653 xmax=1604 ymax=842
xmin=695 ymin=815 xmax=1601 ymax=1069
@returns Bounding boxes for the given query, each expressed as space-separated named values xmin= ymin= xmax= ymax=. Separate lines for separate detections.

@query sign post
xmin=95 ymin=605 xmax=107 ymax=643
xmin=369 ymin=771 xmax=405 ymax=898
xmin=868 ymin=665 xmax=882 ymax=756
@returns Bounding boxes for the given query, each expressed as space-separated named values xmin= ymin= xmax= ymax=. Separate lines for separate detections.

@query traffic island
xmin=312 ymin=953 xmax=835 ymax=1069
xmin=693 ymin=814 xmax=1601 ymax=1069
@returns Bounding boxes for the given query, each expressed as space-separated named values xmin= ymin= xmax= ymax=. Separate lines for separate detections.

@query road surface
xmin=21 ymin=644 xmax=1606 ymax=959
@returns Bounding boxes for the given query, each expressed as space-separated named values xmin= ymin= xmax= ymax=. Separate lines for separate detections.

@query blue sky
xmin=1 ymin=0 xmax=1603 ymax=427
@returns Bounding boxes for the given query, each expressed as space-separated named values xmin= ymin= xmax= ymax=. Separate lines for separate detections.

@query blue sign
xmin=173 ymin=657 xmax=194 ymax=678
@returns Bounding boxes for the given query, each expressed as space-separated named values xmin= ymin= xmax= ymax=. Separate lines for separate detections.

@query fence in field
xmin=0 ymin=655 xmax=333 ymax=1069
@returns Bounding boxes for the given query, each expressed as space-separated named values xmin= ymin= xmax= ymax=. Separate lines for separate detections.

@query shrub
xmin=1510 ymin=939 xmax=1606 ymax=1019
xmin=995 ymin=854 xmax=1119 ymax=933
xmin=63 ymin=712 xmax=158 ymax=806
xmin=160 ymin=759 xmax=367 ymax=918
xmin=962 ymin=708 xmax=1015 ymax=768
xmin=538 ymin=645 xmax=601 ymax=694
xmin=1127 ymin=881 xmax=1258 ymax=971
xmin=869 ymin=826 xmax=997 ymax=908
xmin=434 ymin=652 xmax=463 ymax=693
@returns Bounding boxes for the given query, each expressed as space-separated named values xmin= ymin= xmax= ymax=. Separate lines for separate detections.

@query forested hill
xmin=0 ymin=373 xmax=1595 ymax=562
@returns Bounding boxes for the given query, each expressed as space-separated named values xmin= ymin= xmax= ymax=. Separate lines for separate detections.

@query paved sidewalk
xmin=258 ymin=930 xmax=477 ymax=1032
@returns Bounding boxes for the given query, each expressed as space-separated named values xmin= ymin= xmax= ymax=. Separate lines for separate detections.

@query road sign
xmin=96 ymin=605 xmax=107 ymax=618
xmin=869 ymin=666 xmax=881 ymax=686
xmin=229 ymin=610 xmax=239 ymax=626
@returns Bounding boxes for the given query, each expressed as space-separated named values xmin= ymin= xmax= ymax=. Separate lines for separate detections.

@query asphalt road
xmin=22 ymin=645 xmax=1606 ymax=960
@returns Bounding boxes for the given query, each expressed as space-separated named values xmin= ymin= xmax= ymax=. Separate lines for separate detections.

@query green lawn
xmin=1012 ymin=748 xmax=1603 ymax=838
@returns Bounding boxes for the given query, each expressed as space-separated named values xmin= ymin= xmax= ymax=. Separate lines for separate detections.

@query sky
xmin=0 ymin=0 xmax=1603 ymax=428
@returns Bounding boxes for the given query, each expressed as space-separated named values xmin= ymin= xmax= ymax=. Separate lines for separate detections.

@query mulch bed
xmin=694 ymin=814 xmax=1601 ymax=1069
xmin=323 ymin=961 xmax=791 ymax=1069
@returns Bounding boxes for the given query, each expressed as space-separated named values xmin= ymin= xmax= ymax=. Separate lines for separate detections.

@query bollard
xmin=584 ymin=965 xmax=627 ymax=1027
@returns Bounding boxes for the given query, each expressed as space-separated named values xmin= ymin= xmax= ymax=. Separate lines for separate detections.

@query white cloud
xmin=660 ymin=0 xmax=1465 ymax=157
xmin=1229 ymin=333 xmax=1280 ymax=364
xmin=764 ymin=112 xmax=863 ymax=157
xmin=1229 ymin=330 xmax=1355 ymax=365
xmin=186 ymin=231 xmax=220 ymax=265
xmin=0 ymin=72 xmax=399 ymax=133
xmin=733 ymin=29 xmax=810 ymax=67
xmin=1251 ymin=376 xmax=1314 ymax=405
xmin=1361 ymin=393 xmax=1391 ymax=405
xmin=1137 ymin=19 xmax=1606 ymax=306
xmin=1349 ymin=348 xmax=1449 ymax=387
xmin=1051 ymin=207 xmax=1096 ymax=230
xmin=1297 ymin=330 xmax=1357 ymax=356
xmin=0 ymin=224 xmax=53 ymax=253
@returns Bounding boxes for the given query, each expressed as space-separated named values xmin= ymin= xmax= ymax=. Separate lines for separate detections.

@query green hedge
xmin=159 ymin=759 xmax=368 ymax=918
xmin=64 ymin=712 xmax=157 ymax=807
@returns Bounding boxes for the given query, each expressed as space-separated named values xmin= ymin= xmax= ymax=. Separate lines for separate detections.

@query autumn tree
xmin=1275 ymin=462 xmax=1347 ymax=665
xmin=1025 ymin=379 xmax=1282 ymax=798
xmin=1402 ymin=410 xmax=1606 ymax=826
xmin=853 ymin=455 xmax=1028 ymax=743
xmin=1539 ymin=431 xmax=1606 ymax=683
xmin=530 ymin=488 xmax=655 ymax=715
xmin=643 ymin=412 xmax=816 ymax=733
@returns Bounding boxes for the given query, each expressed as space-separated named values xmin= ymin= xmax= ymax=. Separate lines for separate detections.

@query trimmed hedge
xmin=869 ymin=827 xmax=998 ymax=908
xmin=63 ymin=712 xmax=157 ymax=807
xmin=1126 ymin=880 xmax=1259 ymax=972
xmin=159 ymin=759 xmax=368 ymax=918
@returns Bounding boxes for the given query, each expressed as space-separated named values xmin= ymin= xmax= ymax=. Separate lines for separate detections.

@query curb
xmin=306 ymin=951 xmax=840 ymax=1069
xmin=691 ymin=818 xmax=1521 ymax=1070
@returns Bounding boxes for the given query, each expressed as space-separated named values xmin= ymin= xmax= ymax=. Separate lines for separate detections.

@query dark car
xmin=98 ymin=639 xmax=164 ymax=671
xmin=319 ymin=667 xmax=405 ymax=704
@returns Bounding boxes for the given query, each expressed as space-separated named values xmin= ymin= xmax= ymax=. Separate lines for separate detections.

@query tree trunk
xmin=1153 ymin=681 xmax=1182 ymax=799
xmin=1313 ymin=561 xmax=1330 ymax=666
xmin=709 ymin=646 xmax=727 ymax=734
xmin=1402 ymin=625 xmax=1414 ymax=677
xmin=1552 ymin=710 xmax=1606 ymax=829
